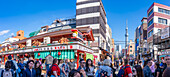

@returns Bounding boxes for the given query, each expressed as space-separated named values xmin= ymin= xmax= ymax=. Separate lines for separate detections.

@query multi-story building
xmin=139 ymin=17 xmax=148 ymax=58
xmin=76 ymin=0 xmax=111 ymax=61
xmin=128 ymin=40 xmax=135 ymax=58
xmin=106 ymin=24 xmax=112 ymax=52
xmin=153 ymin=26 xmax=170 ymax=59
xmin=111 ymin=38 xmax=115 ymax=61
xmin=147 ymin=3 xmax=170 ymax=59
xmin=135 ymin=26 xmax=140 ymax=59
xmin=111 ymin=39 xmax=115 ymax=52
xmin=0 ymin=30 xmax=27 ymax=52
xmin=115 ymin=44 xmax=121 ymax=58
xmin=0 ymin=18 xmax=96 ymax=67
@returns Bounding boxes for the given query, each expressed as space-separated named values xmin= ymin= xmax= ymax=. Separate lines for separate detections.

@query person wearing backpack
xmin=1 ymin=61 xmax=14 ymax=77
xmin=5 ymin=55 xmax=20 ymax=77
xmin=99 ymin=59 xmax=112 ymax=77
xmin=48 ymin=58 xmax=60 ymax=77
xmin=118 ymin=59 xmax=132 ymax=77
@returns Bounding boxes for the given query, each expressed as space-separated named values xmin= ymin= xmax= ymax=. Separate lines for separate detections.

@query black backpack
xmin=7 ymin=61 xmax=16 ymax=71
xmin=101 ymin=70 xmax=108 ymax=77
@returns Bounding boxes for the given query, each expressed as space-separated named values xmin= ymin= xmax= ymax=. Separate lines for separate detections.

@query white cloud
xmin=0 ymin=30 xmax=10 ymax=36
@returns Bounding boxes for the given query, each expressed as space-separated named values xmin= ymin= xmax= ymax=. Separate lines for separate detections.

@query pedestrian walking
xmin=150 ymin=58 xmax=156 ymax=76
xmin=139 ymin=60 xmax=143 ymax=69
xmin=50 ymin=58 xmax=60 ymax=77
xmin=1 ymin=61 xmax=14 ymax=77
xmin=25 ymin=57 xmax=34 ymax=69
xmin=18 ymin=58 xmax=25 ymax=77
xmin=118 ymin=59 xmax=132 ymax=77
xmin=69 ymin=69 xmax=86 ymax=77
xmin=5 ymin=55 xmax=20 ymax=77
xmin=133 ymin=64 xmax=144 ymax=77
xmin=95 ymin=62 xmax=102 ymax=77
xmin=110 ymin=63 xmax=116 ymax=77
xmin=85 ymin=59 xmax=95 ymax=77
xmin=143 ymin=59 xmax=153 ymax=77
xmin=23 ymin=60 xmax=36 ymax=77
xmin=155 ymin=62 xmax=163 ymax=77
xmin=162 ymin=67 xmax=170 ymax=77
xmin=61 ymin=59 xmax=70 ymax=77
xmin=77 ymin=59 xmax=86 ymax=77
xmin=68 ymin=59 xmax=76 ymax=70
xmin=99 ymin=59 xmax=112 ymax=77
xmin=164 ymin=55 xmax=170 ymax=68
xmin=38 ymin=58 xmax=42 ymax=65
xmin=34 ymin=61 xmax=41 ymax=77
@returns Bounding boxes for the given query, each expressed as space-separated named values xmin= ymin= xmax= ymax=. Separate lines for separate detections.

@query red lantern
xmin=58 ymin=52 xmax=61 ymax=56
xmin=17 ymin=54 xmax=19 ymax=56
xmin=38 ymin=53 xmax=40 ymax=56
xmin=25 ymin=53 xmax=28 ymax=56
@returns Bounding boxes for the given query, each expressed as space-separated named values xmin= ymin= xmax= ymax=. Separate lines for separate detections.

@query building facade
xmin=139 ymin=17 xmax=148 ymax=59
xmin=135 ymin=25 xmax=140 ymax=59
xmin=153 ymin=26 xmax=170 ymax=60
xmin=76 ymin=0 xmax=111 ymax=61
xmin=147 ymin=3 xmax=170 ymax=59
xmin=0 ymin=18 xmax=96 ymax=67
xmin=128 ymin=40 xmax=135 ymax=58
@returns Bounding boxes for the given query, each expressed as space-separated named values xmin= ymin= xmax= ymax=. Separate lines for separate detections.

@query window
xmin=148 ymin=19 xmax=153 ymax=27
xmin=158 ymin=8 xmax=170 ymax=15
xmin=158 ymin=18 xmax=167 ymax=25
xmin=130 ymin=46 xmax=132 ymax=48
xmin=148 ymin=30 xmax=153 ymax=38
xmin=148 ymin=9 xmax=153 ymax=17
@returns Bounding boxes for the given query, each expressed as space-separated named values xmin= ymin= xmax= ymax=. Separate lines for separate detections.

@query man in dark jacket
xmin=23 ymin=60 xmax=36 ymax=77
xmin=143 ymin=59 xmax=153 ymax=77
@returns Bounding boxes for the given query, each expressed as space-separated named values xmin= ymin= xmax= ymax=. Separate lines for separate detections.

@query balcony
xmin=153 ymin=36 xmax=161 ymax=44
xmin=0 ymin=41 xmax=86 ymax=54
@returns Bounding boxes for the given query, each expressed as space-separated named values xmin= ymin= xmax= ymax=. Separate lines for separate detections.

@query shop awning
xmin=34 ymin=51 xmax=50 ymax=59
xmin=34 ymin=50 xmax=75 ymax=59
xmin=51 ymin=50 xmax=74 ymax=59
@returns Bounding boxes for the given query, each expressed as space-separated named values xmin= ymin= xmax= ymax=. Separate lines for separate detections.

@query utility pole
xmin=125 ymin=20 xmax=128 ymax=58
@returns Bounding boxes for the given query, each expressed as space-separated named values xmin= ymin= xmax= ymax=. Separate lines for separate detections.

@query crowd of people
xmin=0 ymin=55 xmax=170 ymax=77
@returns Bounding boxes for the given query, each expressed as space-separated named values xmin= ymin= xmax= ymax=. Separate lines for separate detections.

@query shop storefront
xmin=0 ymin=27 xmax=97 ymax=67
xmin=2 ymin=42 xmax=96 ymax=68
xmin=158 ymin=49 xmax=170 ymax=61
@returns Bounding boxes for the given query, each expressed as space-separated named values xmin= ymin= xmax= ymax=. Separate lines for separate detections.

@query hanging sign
xmin=46 ymin=55 xmax=53 ymax=64
xmin=161 ymin=27 xmax=169 ymax=39
xmin=78 ymin=45 xmax=93 ymax=53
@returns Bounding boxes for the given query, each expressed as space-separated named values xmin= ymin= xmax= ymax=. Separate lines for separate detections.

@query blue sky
xmin=0 ymin=0 xmax=170 ymax=48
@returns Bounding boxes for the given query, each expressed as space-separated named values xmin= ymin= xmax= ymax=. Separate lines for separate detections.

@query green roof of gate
xmin=29 ymin=30 xmax=40 ymax=37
